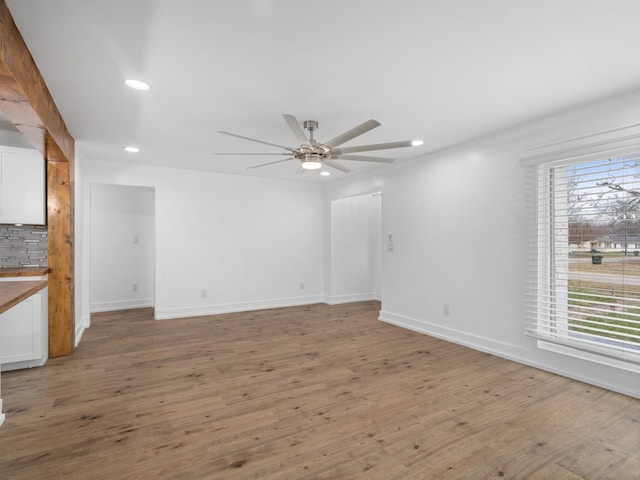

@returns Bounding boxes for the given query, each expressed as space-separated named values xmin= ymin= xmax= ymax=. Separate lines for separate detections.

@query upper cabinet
xmin=0 ymin=146 xmax=46 ymax=225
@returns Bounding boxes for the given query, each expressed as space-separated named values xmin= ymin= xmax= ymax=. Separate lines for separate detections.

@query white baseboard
xmin=155 ymin=295 xmax=325 ymax=320
xmin=324 ymin=292 xmax=380 ymax=305
xmin=90 ymin=298 xmax=153 ymax=313
xmin=379 ymin=310 xmax=526 ymax=360
xmin=379 ymin=309 xmax=639 ymax=399
xmin=1 ymin=356 xmax=47 ymax=372
xmin=75 ymin=314 xmax=91 ymax=347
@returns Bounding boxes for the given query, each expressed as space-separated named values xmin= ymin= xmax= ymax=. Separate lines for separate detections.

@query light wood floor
xmin=0 ymin=302 xmax=638 ymax=479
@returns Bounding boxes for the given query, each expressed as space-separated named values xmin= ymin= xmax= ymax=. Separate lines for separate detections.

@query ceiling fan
xmin=216 ymin=114 xmax=423 ymax=174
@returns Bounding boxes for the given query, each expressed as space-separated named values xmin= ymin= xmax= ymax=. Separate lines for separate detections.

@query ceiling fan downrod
xmin=303 ymin=120 xmax=318 ymax=146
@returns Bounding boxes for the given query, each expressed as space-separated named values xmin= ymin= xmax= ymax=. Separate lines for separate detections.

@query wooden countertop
xmin=0 ymin=267 xmax=50 ymax=277
xmin=0 ymin=280 xmax=47 ymax=315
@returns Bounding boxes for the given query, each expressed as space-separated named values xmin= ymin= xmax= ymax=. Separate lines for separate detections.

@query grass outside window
xmin=568 ymin=259 xmax=640 ymax=344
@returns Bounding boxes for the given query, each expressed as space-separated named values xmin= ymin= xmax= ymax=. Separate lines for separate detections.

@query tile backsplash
xmin=0 ymin=225 xmax=48 ymax=268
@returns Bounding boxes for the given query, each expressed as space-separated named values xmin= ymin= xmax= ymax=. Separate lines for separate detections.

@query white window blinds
xmin=526 ymin=154 xmax=640 ymax=363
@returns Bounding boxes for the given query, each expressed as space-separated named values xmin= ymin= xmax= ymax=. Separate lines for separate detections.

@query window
xmin=524 ymin=125 xmax=640 ymax=365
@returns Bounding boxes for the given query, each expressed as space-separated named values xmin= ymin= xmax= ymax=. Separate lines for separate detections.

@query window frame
xmin=523 ymin=123 xmax=640 ymax=368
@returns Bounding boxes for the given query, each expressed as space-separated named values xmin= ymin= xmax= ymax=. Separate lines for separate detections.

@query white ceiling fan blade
xmin=323 ymin=159 xmax=351 ymax=173
xmin=335 ymin=140 xmax=414 ymax=154
xmin=336 ymin=154 xmax=395 ymax=164
xmin=246 ymin=158 xmax=295 ymax=169
xmin=215 ymin=152 xmax=292 ymax=155
xmin=323 ymin=119 xmax=381 ymax=148
xmin=283 ymin=114 xmax=309 ymax=144
xmin=218 ymin=130 xmax=296 ymax=152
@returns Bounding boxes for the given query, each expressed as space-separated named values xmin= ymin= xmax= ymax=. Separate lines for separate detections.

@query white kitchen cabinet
xmin=0 ymin=286 xmax=48 ymax=371
xmin=0 ymin=146 xmax=46 ymax=225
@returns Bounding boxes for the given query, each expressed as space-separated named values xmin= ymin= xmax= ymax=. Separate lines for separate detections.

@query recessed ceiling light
xmin=124 ymin=146 xmax=140 ymax=153
xmin=320 ymin=171 xmax=331 ymax=176
xmin=124 ymin=79 xmax=150 ymax=91
xmin=411 ymin=139 xmax=424 ymax=146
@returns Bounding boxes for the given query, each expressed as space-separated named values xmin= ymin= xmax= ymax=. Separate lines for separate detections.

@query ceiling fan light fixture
xmin=301 ymin=160 xmax=322 ymax=170
xmin=411 ymin=139 xmax=424 ymax=146
xmin=300 ymin=152 xmax=323 ymax=170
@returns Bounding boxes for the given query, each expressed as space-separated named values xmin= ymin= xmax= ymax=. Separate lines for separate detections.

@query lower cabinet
xmin=0 ymin=287 xmax=48 ymax=371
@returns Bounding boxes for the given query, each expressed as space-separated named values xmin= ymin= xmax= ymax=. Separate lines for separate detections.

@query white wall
xmin=90 ymin=184 xmax=155 ymax=312
xmin=78 ymin=160 xmax=324 ymax=320
xmin=0 ymin=128 xmax=32 ymax=149
xmin=74 ymin=151 xmax=87 ymax=344
xmin=327 ymin=192 xmax=381 ymax=303
xmin=325 ymin=88 xmax=640 ymax=398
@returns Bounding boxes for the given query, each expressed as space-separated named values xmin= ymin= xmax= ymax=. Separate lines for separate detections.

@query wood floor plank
xmin=0 ymin=301 xmax=638 ymax=479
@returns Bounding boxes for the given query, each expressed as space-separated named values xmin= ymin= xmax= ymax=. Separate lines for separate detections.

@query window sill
xmin=538 ymin=340 xmax=640 ymax=374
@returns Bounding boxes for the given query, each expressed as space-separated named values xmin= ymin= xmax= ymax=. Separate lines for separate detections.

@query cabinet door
xmin=0 ymin=296 xmax=41 ymax=363
xmin=0 ymin=150 xmax=46 ymax=225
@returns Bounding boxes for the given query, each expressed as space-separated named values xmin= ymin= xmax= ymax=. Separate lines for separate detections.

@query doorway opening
xmin=89 ymin=184 xmax=155 ymax=313
xmin=329 ymin=191 xmax=382 ymax=303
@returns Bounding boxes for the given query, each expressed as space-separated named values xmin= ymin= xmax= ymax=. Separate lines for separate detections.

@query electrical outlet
xmin=443 ymin=304 xmax=450 ymax=316
xmin=201 ymin=289 xmax=208 ymax=299
xmin=387 ymin=233 xmax=395 ymax=252
xmin=132 ymin=283 xmax=139 ymax=292
xmin=299 ymin=282 xmax=305 ymax=290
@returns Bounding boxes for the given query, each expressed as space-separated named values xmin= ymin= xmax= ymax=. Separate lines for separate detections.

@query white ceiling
xmin=5 ymin=0 xmax=640 ymax=182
